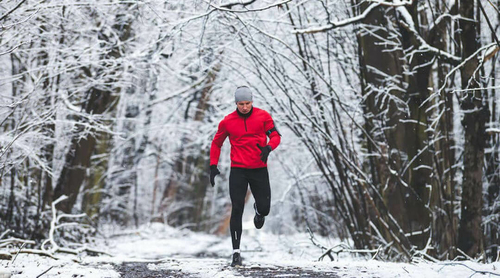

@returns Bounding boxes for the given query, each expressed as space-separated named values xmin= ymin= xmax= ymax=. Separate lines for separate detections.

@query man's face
xmin=236 ymin=101 xmax=253 ymax=114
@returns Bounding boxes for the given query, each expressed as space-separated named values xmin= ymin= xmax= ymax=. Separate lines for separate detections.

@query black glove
xmin=210 ymin=165 xmax=220 ymax=187
xmin=257 ymin=144 xmax=272 ymax=163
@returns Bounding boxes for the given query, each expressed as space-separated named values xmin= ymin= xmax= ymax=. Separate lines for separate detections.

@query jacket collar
xmin=236 ymin=106 xmax=253 ymax=118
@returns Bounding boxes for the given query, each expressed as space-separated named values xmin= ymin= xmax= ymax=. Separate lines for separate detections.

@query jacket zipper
xmin=244 ymin=118 xmax=247 ymax=132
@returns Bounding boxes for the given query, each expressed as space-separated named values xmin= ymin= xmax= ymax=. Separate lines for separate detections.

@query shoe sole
xmin=254 ymin=215 xmax=265 ymax=229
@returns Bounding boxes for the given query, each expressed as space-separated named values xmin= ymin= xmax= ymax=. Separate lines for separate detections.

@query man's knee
xmin=257 ymin=203 xmax=270 ymax=216
xmin=231 ymin=205 xmax=244 ymax=217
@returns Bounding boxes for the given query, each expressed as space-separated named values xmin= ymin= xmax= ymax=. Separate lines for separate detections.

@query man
xmin=209 ymin=86 xmax=281 ymax=267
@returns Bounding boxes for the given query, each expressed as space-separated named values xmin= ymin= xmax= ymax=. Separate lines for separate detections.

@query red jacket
xmin=210 ymin=107 xmax=281 ymax=168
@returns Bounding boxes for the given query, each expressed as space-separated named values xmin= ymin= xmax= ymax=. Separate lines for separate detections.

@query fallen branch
xmin=318 ymin=244 xmax=383 ymax=261
xmin=307 ymin=227 xmax=384 ymax=261
xmin=0 ymin=195 xmax=110 ymax=261
xmin=0 ymin=251 xmax=12 ymax=260
xmin=438 ymin=262 xmax=500 ymax=276
xmin=307 ymin=227 xmax=334 ymax=261
xmin=7 ymin=249 xmax=58 ymax=260
xmin=0 ymin=238 xmax=36 ymax=248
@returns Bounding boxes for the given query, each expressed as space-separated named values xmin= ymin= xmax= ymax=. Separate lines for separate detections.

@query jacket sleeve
xmin=210 ymin=119 xmax=229 ymax=166
xmin=264 ymin=113 xmax=281 ymax=151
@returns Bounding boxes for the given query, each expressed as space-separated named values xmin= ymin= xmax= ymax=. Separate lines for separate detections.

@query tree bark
xmin=162 ymin=60 xmax=221 ymax=231
xmin=357 ymin=3 xmax=431 ymax=249
xmin=457 ymin=0 xmax=487 ymax=259
xmin=428 ymin=1 xmax=458 ymax=256
xmin=54 ymin=7 xmax=134 ymax=213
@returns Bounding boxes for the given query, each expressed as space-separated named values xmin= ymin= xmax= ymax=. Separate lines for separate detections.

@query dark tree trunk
xmin=81 ymin=130 xmax=111 ymax=220
xmin=54 ymin=7 xmax=133 ymax=213
xmin=484 ymin=0 xmax=500 ymax=261
xmin=485 ymin=90 xmax=500 ymax=261
xmin=429 ymin=0 xmax=459 ymax=256
xmin=357 ymin=3 xmax=431 ymax=250
xmin=4 ymin=53 xmax=26 ymax=231
xmin=457 ymin=0 xmax=487 ymax=258
xmin=54 ymin=111 xmax=100 ymax=213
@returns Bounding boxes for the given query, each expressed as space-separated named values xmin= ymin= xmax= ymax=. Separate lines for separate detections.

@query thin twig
xmin=9 ymin=242 xmax=26 ymax=265
xmin=0 ymin=230 xmax=10 ymax=240
xmin=0 ymin=0 xmax=27 ymax=22
xmin=477 ymin=0 xmax=500 ymax=47
xmin=35 ymin=266 xmax=54 ymax=278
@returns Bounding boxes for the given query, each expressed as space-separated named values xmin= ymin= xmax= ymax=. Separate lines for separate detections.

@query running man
xmin=209 ymin=86 xmax=281 ymax=267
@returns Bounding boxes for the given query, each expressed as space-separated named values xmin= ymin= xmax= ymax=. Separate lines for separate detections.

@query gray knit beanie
xmin=235 ymin=86 xmax=253 ymax=103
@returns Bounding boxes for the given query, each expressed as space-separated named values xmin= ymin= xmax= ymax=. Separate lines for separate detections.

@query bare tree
xmin=53 ymin=4 xmax=136 ymax=214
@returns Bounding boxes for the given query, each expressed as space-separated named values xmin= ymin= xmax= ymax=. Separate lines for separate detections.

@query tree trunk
xmin=429 ymin=2 xmax=458 ymax=256
xmin=54 ymin=114 xmax=100 ymax=213
xmin=162 ymin=60 xmax=221 ymax=231
xmin=457 ymin=0 xmax=487 ymax=258
xmin=484 ymin=0 xmax=500 ymax=261
xmin=357 ymin=3 xmax=431 ymax=249
xmin=54 ymin=7 xmax=134 ymax=213
xmin=81 ymin=130 xmax=111 ymax=220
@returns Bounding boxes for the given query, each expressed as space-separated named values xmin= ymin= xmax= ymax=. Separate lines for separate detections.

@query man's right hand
xmin=210 ymin=165 xmax=220 ymax=187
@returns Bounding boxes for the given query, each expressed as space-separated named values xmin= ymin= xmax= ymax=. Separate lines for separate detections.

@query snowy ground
xmin=1 ymin=222 xmax=499 ymax=277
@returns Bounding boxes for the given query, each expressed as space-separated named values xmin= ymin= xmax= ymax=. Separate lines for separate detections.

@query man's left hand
xmin=257 ymin=144 xmax=272 ymax=163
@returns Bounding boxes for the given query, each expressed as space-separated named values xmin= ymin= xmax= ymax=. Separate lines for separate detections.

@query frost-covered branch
xmin=396 ymin=7 xmax=461 ymax=64
xmin=0 ymin=0 xmax=27 ymax=22
xmin=293 ymin=0 xmax=414 ymax=34
xmin=319 ymin=244 xmax=383 ymax=261
xmin=428 ymin=14 xmax=471 ymax=35
xmin=434 ymin=43 xmax=497 ymax=96
xmin=220 ymin=0 xmax=257 ymax=9
xmin=308 ymin=227 xmax=383 ymax=261
xmin=307 ymin=227 xmax=335 ymax=261
xmin=2 ymin=195 xmax=109 ymax=259
xmin=0 ymin=238 xmax=35 ymax=249
xmin=293 ymin=3 xmax=381 ymax=34
xmin=438 ymin=262 xmax=500 ymax=276
xmin=0 ymin=42 xmax=30 ymax=57
xmin=207 ymin=0 xmax=292 ymax=13
xmin=486 ymin=128 xmax=500 ymax=134
xmin=0 ymin=230 xmax=10 ymax=240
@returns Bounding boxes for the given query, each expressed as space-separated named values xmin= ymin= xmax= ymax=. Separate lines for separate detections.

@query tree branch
xmin=0 ymin=0 xmax=27 ymax=22
xmin=206 ymin=0 xmax=291 ymax=13
xmin=438 ymin=262 xmax=500 ymax=276
xmin=220 ymin=0 xmax=257 ymax=9
xmin=433 ymin=43 xmax=497 ymax=97
xmin=478 ymin=0 xmax=500 ymax=47
xmin=396 ymin=7 xmax=462 ymax=64
xmin=293 ymin=3 xmax=381 ymax=34
xmin=293 ymin=0 xmax=414 ymax=34
xmin=0 ymin=230 xmax=10 ymax=240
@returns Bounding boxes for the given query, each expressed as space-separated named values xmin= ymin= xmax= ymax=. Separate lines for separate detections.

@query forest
xmin=1 ymin=0 xmax=499 ymax=264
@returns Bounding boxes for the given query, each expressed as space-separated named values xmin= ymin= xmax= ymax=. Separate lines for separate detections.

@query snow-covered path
xmin=1 ymin=223 xmax=500 ymax=277
xmin=115 ymin=259 xmax=341 ymax=277
xmin=110 ymin=256 xmax=500 ymax=278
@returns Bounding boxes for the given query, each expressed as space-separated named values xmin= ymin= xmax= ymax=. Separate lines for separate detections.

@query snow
xmin=1 ymin=223 xmax=499 ymax=277
xmin=0 ymin=256 xmax=119 ymax=278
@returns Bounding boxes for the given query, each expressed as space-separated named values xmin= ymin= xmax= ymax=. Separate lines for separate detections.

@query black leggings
xmin=229 ymin=167 xmax=271 ymax=250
